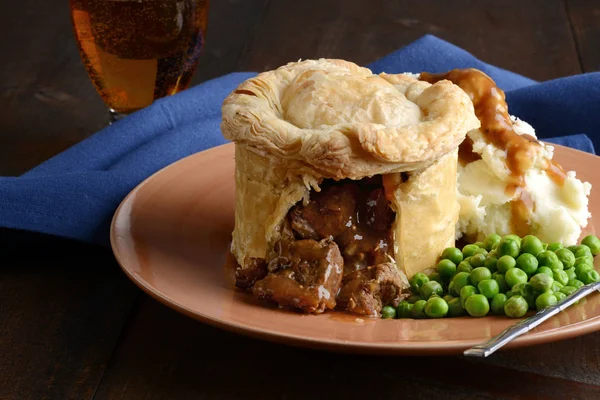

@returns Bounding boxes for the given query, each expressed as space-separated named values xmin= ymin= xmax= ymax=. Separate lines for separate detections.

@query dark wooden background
xmin=1 ymin=1 xmax=599 ymax=399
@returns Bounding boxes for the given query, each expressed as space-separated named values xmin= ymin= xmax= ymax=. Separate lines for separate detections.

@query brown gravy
xmin=458 ymin=136 xmax=482 ymax=166
xmin=420 ymin=68 xmax=566 ymax=234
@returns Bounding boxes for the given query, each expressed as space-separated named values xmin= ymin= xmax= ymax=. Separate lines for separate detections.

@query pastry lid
xmin=221 ymin=59 xmax=480 ymax=180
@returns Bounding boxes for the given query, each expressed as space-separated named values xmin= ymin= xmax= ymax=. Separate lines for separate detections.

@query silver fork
xmin=464 ymin=281 xmax=600 ymax=357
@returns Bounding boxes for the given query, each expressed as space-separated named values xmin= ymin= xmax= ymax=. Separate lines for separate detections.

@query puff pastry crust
xmin=222 ymin=59 xmax=480 ymax=180
xmin=222 ymin=59 xmax=480 ymax=278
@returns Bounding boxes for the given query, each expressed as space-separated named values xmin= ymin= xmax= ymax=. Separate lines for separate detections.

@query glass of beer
xmin=69 ymin=0 xmax=209 ymax=123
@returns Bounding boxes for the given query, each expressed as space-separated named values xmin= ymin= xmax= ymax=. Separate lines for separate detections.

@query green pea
xmin=529 ymin=273 xmax=554 ymax=293
xmin=535 ymin=292 xmax=557 ymax=310
xmin=521 ymin=235 xmax=544 ymax=256
xmin=542 ymin=243 xmax=549 ymax=251
xmin=447 ymin=281 xmax=457 ymax=297
xmin=560 ymin=286 xmax=577 ymax=296
xmin=575 ymin=252 xmax=592 ymax=264
xmin=478 ymin=279 xmax=500 ymax=299
xmin=381 ymin=305 xmax=397 ymax=319
xmin=462 ymin=244 xmax=481 ymax=258
xmin=483 ymin=233 xmax=502 ymax=251
xmin=511 ymin=282 xmax=536 ymax=309
xmin=474 ymin=241 xmax=485 ymax=248
xmin=552 ymin=261 xmax=565 ymax=271
xmin=504 ymin=295 xmax=529 ymax=318
xmin=505 ymin=268 xmax=528 ymax=288
xmin=428 ymin=271 xmax=442 ymax=284
xmin=564 ymin=268 xmax=576 ymax=282
xmin=576 ymin=254 xmax=594 ymax=266
xmin=488 ymin=249 xmax=499 ymax=258
xmin=491 ymin=293 xmax=508 ymax=315
xmin=410 ymin=273 xmax=429 ymax=294
xmin=470 ymin=253 xmax=487 ymax=268
xmin=465 ymin=294 xmax=490 ymax=317
xmin=475 ymin=247 xmax=488 ymax=255
xmin=425 ymin=297 xmax=449 ymax=318
xmin=575 ymin=263 xmax=593 ymax=279
xmin=497 ymin=238 xmax=520 ymax=258
xmin=470 ymin=267 xmax=492 ymax=287
xmin=447 ymin=298 xmax=466 ymax=317
xmin=575 ymin=254 xmax=594 ymax=265
xmin=582 ymin=235 xmax=600 ymax=256
xmin=516 ymin=253 xmax=539 ymax=276
xmin=492 ymin=272 xmax=509 ymax=293
xmin=497 ymin=255 xmax=516 ymax=273
xmin=460 ymin=285 xmax=478 ymax=308
xmin=449 ymin=272 xmax=471 ymax=296
xmin=581 ymin=270 xmax=600 ymax=284
xmin=420 ymin=280 xmax=443 ymax=299
xmin=441 ymin=247 xmax=463 ymax=265
xmin=411 ymin=300 xmax=427 ymax=319
xmin=457 ymin=260 xmax=473 ymax=274
xmin=511 ymin=282 xmax=530 ymax=295
xmin=396 ymin=301 xmax=413 ymax=318
xmin=407 ymin=295 xmax=421 ymax=304
xmin=551 ymin=281 xmax=564 ymax=292
xmin=553 ymin=269 xmax=569 ymax=286
xmin=570 ymin=245 xmax=592 ymax=257
xmin=554 ymin=292 xmax=567 ymax=302
xmin=569 ymin=279 xmax=585 ymax=289
xmin=537 ymin=251 xmax=560 ymax=268
xmin=575 ymin=263 xmax=594 ymax=278
xmin=536 ymin=266 xmax=553 ymax=278
xmin=484 ymin=256 xmax=498 ymax=273
xmin=547 ymin=242 xmax=563 ymax=252
xmin=504 ymin=234 xmax=522 ymax=246
xmin=555 ymin=248 xmax=576 ymax=269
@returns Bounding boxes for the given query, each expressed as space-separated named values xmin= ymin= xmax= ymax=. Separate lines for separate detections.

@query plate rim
xmin=110 ymin=142 xmax=600 ymax=355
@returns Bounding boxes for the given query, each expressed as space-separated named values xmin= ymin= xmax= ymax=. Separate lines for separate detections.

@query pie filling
xmin=233 ymin=175 xmax=407 ymax=316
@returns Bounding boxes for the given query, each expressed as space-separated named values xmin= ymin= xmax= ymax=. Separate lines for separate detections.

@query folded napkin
xmin=1 ymin=35 xmax=598 ymax=246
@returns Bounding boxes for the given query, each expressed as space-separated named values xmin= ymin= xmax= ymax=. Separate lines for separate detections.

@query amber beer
xmin=70 ymin=0 xmax=209 ymax=114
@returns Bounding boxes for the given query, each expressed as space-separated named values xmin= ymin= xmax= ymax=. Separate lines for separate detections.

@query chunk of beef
xmin=294 ymin=184 xmax=359 ymax=239
xmin=252 ymin=238 xmax=344 ymax=313
xmin=359 ymin=188 xmax=395 ymax=232
xmin=234 ymin=257 xmax=268 ymax=290
xmin=288 ymin=207 xmax=319 ymax=240
xmin=337 ymin=262 xmax=407 ymax=317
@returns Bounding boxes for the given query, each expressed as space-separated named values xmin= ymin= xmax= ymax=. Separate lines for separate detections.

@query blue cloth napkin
xmin=1 ymin=35 xmax=598 ymax=246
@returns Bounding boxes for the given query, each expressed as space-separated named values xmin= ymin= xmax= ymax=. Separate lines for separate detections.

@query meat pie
xmin=221 ymin=59 xmax=479 ymax=315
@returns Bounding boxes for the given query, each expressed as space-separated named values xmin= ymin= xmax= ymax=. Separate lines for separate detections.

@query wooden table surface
xmin=1 ymin=1 xmax=600 ymax=399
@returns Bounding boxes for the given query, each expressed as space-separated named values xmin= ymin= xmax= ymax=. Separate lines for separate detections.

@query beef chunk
xmin=293 ymin=184 xmax=359 ymax=239
xmin=252 ymin=238 xmax=344 ymax=313
xmin=359 ymin=188 xmax=395 ymax=232
xmin=234 ymin=257 xmax=268 ymax=290
xmin=337 ymin=262 xmax=407 ymax=317
xmin=288 ymin=207 xmax=319 ymax=240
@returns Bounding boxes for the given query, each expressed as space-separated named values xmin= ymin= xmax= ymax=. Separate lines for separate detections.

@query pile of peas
xmin=381 ymin=234 xmax=600 ymax=319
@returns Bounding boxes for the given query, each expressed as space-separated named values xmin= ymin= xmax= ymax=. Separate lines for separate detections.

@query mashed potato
xmin=457 ymin=116 xmax=592 ymax=245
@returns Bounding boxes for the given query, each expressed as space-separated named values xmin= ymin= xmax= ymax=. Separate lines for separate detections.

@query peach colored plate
xmin=110 ymin=143 xmax=600 ymax=355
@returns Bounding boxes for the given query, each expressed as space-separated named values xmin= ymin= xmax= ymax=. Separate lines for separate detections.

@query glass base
xmin=108 ymin=109 xmax=129 ymax=125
